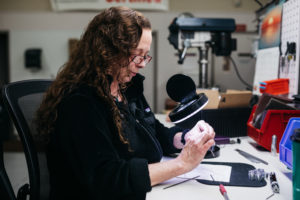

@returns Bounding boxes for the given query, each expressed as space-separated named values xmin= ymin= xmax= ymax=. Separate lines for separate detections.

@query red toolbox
xmin=247 ymin=105 xmax=300 ymax=152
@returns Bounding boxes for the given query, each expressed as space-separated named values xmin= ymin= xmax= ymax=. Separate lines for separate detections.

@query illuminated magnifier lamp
xmin=166 ymin=74 xmax=219 ymax=158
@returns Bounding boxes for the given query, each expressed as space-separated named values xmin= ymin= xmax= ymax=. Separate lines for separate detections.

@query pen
xmin=163 ymin=175 xmax=200 ymax=190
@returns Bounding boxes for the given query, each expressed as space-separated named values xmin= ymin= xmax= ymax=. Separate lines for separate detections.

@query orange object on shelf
xmin=259 ymin=78 xmax=289 ymax=95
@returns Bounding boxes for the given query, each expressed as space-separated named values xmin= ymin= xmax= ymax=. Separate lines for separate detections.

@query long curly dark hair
xmin=36 ymin=7 xmax=151 ymax=144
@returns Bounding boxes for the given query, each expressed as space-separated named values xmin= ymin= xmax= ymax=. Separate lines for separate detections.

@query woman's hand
xmin=176 ymin=120 xmax=215 ymax=173
xmin=149 ymin=121 xmax=214 ymax=186
xmin=185 ymin=120 xmax=214 ymax=141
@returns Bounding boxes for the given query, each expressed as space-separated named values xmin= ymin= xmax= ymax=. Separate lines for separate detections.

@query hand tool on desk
xmin=163 ymin=175 xmax=200 ymax=189
xmin=235 ymin=149 xmax=268 ymax=165
xmin=266 ymin=193 xmax=274 ymax=200
xmin=204 ymin=144 xmax=220 ymax=158
xmin=219 ymin=184 xmax=230 ymax=200
xmin=269 ymin=172 xmax=280 ymax=193
xmin=215 ymin=136 xmax=241 ymax=145
xmin=210 ymin=145 xmax=215 ymax=157
xmin=264 ymin=172 xmax=279 ymax=199
xmin=210 ymin=174 xmax=230 ymax=200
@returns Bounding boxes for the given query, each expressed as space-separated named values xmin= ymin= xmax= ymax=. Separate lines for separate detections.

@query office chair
xmin=1 ymin=79 xmax=52 ymax=200
xmin=0 ymin=142 xmax=16 ymax=200
xmin=0 ymin=97 xmax=15 ymax=200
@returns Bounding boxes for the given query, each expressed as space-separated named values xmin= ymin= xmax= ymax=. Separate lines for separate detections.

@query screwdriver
xmin=219 ymin=184 xmax=230 ymax=200
xmin=210 ymin=145 xmax=215 ymax=157
xmin=210 ymin=174 xmax=230 ymax=200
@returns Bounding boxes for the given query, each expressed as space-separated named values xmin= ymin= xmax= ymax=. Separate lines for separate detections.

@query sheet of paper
xmin=161 ymin=157 xmax=232 ymax=183
xmin=178 ymin=164 xmax=232 ymax=183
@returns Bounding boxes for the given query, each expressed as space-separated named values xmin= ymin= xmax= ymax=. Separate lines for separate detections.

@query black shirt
xmin=47 ymin=74 xmax=181 ymax=200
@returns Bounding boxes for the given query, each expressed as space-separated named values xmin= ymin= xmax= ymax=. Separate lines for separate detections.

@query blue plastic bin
xmin=279 ymin=117 xmax=300 ymax=169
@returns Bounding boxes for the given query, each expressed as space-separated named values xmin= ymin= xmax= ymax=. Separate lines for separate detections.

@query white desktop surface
xmin=147 ymin=114 xmax=293 ymax=200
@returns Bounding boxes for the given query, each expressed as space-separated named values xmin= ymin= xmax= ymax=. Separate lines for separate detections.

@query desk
xmin=147 ymin=137 xmax=292 ymax=200
xmin=148 ymin=114 xmax=292 ymax=200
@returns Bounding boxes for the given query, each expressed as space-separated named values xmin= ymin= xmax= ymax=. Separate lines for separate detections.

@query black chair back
xmin=1 ymin=79 xmax=52 ymax=200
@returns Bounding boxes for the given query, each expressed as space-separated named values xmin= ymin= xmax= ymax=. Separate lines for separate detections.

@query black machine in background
xmin=168 ymin=17 xmax=237 ymax=88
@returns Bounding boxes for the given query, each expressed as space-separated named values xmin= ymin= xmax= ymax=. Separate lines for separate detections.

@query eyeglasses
xmin=131 ymin=55 xmax=152 ymax=65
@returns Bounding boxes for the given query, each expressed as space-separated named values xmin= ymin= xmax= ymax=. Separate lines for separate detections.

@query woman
xmin=36 ymin=6 xmax=215 ymax=200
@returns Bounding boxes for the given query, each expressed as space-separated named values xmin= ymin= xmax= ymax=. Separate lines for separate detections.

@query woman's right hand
xmin=175 ymin=120 xmax=215 ymax=173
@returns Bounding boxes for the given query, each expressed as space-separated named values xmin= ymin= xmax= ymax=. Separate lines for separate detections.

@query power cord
xmin=254 ymin=0 xmax=263 ymax=7
xmin=229 ymin=56 xmax=253 ymax=90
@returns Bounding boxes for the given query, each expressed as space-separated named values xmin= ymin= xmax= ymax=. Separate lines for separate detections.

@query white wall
xmin=10 ymin=30 xmax=82 ymax=80
xmin=0 ymin=10 xmax=257 ymax=112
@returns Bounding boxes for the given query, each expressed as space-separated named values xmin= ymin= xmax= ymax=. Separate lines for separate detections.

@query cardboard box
xmin=197 ymin=89 xmax=252 ymax=109
xmin=219 ymin=90 xmax=252 ymax=108
xmin=196 ymin=89 xmax=220 ymax=109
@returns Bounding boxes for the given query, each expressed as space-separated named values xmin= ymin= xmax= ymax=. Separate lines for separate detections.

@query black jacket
xmin=47 ymin=74 xmax=181 ymax=200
